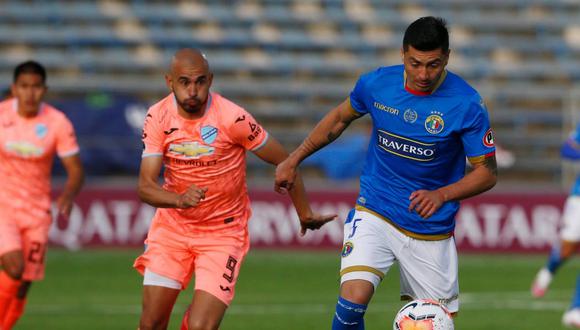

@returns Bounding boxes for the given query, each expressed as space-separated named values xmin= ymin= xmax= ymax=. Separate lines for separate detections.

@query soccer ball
xmin=393 ymin=299 xmax=454 ymax=330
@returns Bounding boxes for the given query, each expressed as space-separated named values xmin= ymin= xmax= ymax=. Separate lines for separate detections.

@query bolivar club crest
xmin=424 ymin=113 xmax=444 ymax=134
xmin=35 ymin=123 xmax=48 ymax=138
xmin=341 ymin=242 xmax=354 ymax=257
xmin=201 ymin=125 xmax=218 ymax=144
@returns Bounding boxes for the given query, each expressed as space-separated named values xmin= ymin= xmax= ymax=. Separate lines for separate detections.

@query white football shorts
xmin=339 ymin=208 xmax=459 ymax=312
xmin=560 ymin=196 xmax=580 ymax=242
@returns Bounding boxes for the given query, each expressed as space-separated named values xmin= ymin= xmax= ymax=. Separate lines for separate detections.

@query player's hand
xmin=408 ymin=189 xmax=445 ymax=219
xmin=177 ymin=185 xmax=208 ymax=208
xmin=56 ymin=194 xmax=75 ymax=218
xmin=298 ymin=212 xmax=338 ymax=236
xmin=275 ymin=159 xmax=297 ymax=194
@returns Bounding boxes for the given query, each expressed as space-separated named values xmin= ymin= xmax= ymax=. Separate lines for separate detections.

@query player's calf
xmin=0 ymin=271 xmax=25 ymax=329
xmin=332 ymin=296 xmax=367 ymax=330
xmin=2 ymin=296 xmax=27 ymax=330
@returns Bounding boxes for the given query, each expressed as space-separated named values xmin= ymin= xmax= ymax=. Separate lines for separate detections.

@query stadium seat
xmin=1 ymin=0 xmax=578 ymax=186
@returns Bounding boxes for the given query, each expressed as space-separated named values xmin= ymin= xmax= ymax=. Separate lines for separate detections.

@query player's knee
xmin=340 ymin=289 xmax=371 ymax=305
xmin=561 ymin=241 xmax=578 ymax=258
xmin=2 ymin=261 xmax=24 ymax=280
xmin=1 ymin=252 xmax=25 ymax=280
xmin=340 ymin=279 xmax=375 ymax=305
xmin=187 ymin=317 xmax=219 ymax=330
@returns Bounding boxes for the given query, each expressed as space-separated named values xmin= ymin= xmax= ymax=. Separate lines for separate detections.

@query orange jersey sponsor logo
xmin=5 ymin=141 xmax=44 ymax=157
xmin=169 ymin=141 xmax=214 ymax=159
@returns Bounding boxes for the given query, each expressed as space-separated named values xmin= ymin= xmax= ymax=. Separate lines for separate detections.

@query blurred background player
xmin=531 ymin=122 xmax=580 ymax=327
xmin=133 ymin=48 xmax=336 ymax=330
xmin=562 ymin=275 xmax=580 ymax=328
xmin=0 ymin=61 xmax=84 ymax=329
xmin=275 ymin=17 xmax=497 ymax=329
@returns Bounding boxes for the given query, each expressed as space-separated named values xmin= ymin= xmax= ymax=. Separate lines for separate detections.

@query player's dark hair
xmin=13 ymin=60 xmax=46 ymax=83
xmin=403 ymin=16 xmax=449 ymax=53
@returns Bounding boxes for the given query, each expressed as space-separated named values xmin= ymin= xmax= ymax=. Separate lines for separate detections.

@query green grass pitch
xmin=14 ymin=248 xmax=580 ymax=329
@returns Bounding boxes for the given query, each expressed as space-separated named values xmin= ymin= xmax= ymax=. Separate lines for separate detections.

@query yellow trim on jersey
xmin=346 ymin=97 xmax=361 ymax=116
xmin=340 ymin=266 xmax=384 ymax=279
xmin=467 ymin=154 xmax=487 ymax=165
xmin=403 ymin=70 xmax=448 ymax=94
xmin=355 ymin=205 xmax=453 ymax=241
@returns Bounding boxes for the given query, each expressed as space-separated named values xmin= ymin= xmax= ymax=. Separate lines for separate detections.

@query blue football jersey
xmin=349 ymin=65 xmax=495 ymax=236
xmin=563 ymin=123 xmax=580 ymax=195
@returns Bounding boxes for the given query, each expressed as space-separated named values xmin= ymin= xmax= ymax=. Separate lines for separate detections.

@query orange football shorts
xmin=134 ymin=218 xmax=250 ymax=305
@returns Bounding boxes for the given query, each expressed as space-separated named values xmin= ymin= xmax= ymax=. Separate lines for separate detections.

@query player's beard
xmin=177 ymin=96 xmax=205 ymax=115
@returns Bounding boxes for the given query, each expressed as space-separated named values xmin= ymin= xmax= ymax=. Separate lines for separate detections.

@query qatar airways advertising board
xmin=49 ymin=189 xmax=566 ymax=253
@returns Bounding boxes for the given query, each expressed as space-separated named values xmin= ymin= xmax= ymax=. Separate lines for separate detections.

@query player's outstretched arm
xmin=57 ymin=154 xmax=84 ymax=217
xmin=254 ymin=137 xmax=337 ymax=235
xmin=562 ymin=138 xmax=580 ymax=160
xmin=409 ymin=155 xmax=498 ymax=219
xmin=138 ymin=156 xmax=207 ymax=208
xmin=274 ymin=98 xmax=361 ymax=192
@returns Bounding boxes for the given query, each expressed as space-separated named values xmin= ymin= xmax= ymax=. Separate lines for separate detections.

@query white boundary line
xmin=25 ymin=291 xmax=572 ymax=315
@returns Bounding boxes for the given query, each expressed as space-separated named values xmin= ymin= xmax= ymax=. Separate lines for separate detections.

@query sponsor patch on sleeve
xmin=483 ymin=128 xmax=495 ymax=148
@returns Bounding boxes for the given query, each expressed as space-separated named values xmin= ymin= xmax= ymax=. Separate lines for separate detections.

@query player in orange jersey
xmin=0 ymin=61 xmax=84 ymax=329
xmin=133 ymin=48 xmax=337 ymax=330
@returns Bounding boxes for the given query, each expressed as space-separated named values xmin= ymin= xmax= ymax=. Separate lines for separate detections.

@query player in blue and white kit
xmin=531 ymin=123 xmax=580 ymax=328
xmin=275 ymin=17 xmax=497 ymax=329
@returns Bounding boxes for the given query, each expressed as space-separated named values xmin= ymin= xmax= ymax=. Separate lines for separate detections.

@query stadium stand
xmin=1 ymin=0 xmax=579 ymax=187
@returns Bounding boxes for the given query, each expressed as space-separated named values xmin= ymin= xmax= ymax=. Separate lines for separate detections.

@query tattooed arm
xmin=409 ymin=154 xmax=498 ymax=219
xmin=443 ymin=154 xmax=499 ymax=199
xmin=274 ymin=98 xmax=362 ymax=192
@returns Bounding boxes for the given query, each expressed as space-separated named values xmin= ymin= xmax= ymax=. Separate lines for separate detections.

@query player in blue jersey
xmin=275 ymin=17 xmax=497 ymax=329
xmin=563 ymin=277 xmax=580 ymax=328
xmin=531 ymin=123 xmax=580 ymax=327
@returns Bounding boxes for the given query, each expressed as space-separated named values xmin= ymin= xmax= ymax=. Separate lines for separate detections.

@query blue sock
xmin=571 ymin=275 xmax=580 ymax=309
xmin=547 ymin=245 xmax=564 ymax=273
xmin=332 ymin=296 xmax=367 ymax=330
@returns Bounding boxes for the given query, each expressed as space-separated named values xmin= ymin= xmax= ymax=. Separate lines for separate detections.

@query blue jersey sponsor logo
xmin=377 ymin=130 xmax=436 ymax=161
